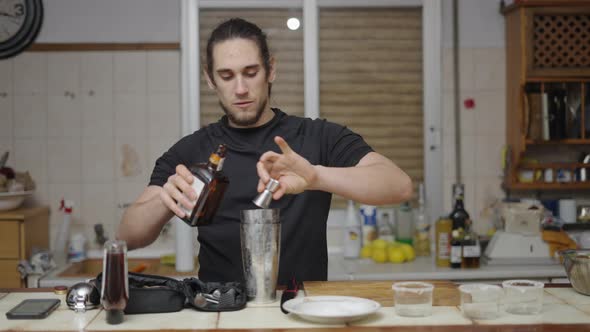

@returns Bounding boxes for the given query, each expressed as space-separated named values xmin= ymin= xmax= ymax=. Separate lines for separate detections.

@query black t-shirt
xmin=149 ymin=108 xmax=373 ymax=283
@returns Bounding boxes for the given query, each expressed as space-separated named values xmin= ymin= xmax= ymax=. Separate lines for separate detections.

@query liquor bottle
xmin=181 ymin=144 xmax=229 ymax=227
xmin=343 ymin=200 xmax=362 ymax=259
xmin=450 ymin=229 xmax=463 ymax=269
xmin=461 ymin=230 xmax=481 ymax=268
xmin=450 ymin=184 xmax=470 ymax=232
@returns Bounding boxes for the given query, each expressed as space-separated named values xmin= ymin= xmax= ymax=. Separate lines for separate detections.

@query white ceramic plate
xmin=283 ymin=296 xmax=381 ymax=324
xmin=0 ymin=191 xmax=34 ymax=211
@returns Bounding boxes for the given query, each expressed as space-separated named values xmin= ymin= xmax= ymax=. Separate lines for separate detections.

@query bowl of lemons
xmin=361 ymin=239 xmax=416 ymax=264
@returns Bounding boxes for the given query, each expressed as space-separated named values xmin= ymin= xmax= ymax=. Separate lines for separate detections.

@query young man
xmin=118 ymin=18 xmax=412 ymax=283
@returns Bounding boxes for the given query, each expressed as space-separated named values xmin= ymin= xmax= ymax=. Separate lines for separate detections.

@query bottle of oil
xmin=181 ymin=144 xmax=229 ymax=227
xmin=435 ymin=217 xmax=452 ymax=267
xmin=413 ymin=183 xmax=430 ymax=256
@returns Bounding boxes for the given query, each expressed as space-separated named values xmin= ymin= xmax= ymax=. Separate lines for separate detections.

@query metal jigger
xmin=252 ymin=178 xmax=280 ymax=209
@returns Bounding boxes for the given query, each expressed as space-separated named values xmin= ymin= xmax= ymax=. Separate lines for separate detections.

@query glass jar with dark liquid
xmin=101 ymin=240 xmax=129 ymax=324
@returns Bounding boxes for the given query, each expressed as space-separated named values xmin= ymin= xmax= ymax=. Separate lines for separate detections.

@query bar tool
xmin=253 ymin=178 xmax=280 ymax=209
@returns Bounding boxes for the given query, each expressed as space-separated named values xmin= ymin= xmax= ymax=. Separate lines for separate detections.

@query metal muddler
xmin=252 ymin=178 xmax=280 ymax=209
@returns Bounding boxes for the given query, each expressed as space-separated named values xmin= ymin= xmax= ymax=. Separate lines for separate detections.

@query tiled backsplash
xmin=0 ymin=50 xmax=181 ymax=251
xmin=0 ymin=46 xmax=518 ymax=254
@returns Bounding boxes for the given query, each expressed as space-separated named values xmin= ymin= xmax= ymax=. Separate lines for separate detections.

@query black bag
xmin=93 ymin=272 xmax=246 ymax=314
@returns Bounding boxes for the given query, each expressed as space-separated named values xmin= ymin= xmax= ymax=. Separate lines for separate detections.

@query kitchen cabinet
xmin=0 ymin=206 xmax=49 ymax=288
xmin=502 ymin=1 xmax=590 ymax=190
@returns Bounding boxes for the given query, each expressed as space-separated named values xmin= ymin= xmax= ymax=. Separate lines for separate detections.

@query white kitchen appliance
xmin=483 ymin=202 xmax=557 ymax=265
xmin=483 ymin=231 xmax=555 ymax=265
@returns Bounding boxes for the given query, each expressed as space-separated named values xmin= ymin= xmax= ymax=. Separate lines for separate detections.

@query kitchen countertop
xmin=1 ymin=281 xmax=589 ymax=331
xmin=38 ymin=255 xmax=567 ymax=287
xmin=329 ymin=255 xmax=567 ymax=281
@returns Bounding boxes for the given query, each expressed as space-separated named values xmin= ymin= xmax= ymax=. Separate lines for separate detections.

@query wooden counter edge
xmin=0 ymin=206 xmax=50 ymax=221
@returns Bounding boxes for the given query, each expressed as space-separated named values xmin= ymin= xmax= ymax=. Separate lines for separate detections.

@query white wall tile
xmin=460 ymin=134 xmax=476 ymax=178
xmin=13 ymin=94 xmax=47 ymax=138
xmin=0 ymin=95 xmax=13 ymax=137
xmin=459 ymin=91 xmax=477 ymax=136
xmin=80 ymin=183 xmax=116 ymax=241
xmin=81 ymin=94 xmax=114 ymax=138
xmin=475 ymin=134 xmax=505 ymax=178
xmin=47 ymin=138 xmax=82 ymax=183
xmin=81 ymin=136 xmax=115 ymax=182
xmin=474 ymin=91 xmax=506 ymax=136
xmin=115 ymin=136 xmax=148 ymax=181
xmin=0 ymin=58 xmax=13 ymax=94
xmin=47 ymin=52 xmax=80 ymax=95
xmin=148 ymin=92 xmax=180 ymax=137
xmin=0 ymin=137 xmax=13 ymax=158
xmin=13 ymin=53 xmax=47 ymax=95
xmin=442 ymin=134 xmax=456 ymax=179
xmin=13 ymin=138 xmax=47 ymax=185
xmin=148 ymin=136 xmax=179 ymax=171
xmin=473 ymin=48 xmax=505 ymax=91
xmin=114 ymin=93 xmax=147 ymax=137
xmin=114 ymin=52 xmax=147 ymax=94
xmin=47 ymin=95 xmax=82 ymax=137
xmin=81 ymin=52 xmax=113 ymax=96
xmin=473 ymin=176 xmax=505 ymax=234
xmin=147 ymin=51 xmax=180 ymax=93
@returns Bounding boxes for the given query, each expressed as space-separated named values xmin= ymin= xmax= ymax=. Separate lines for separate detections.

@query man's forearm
xmin=118 ymin=190 xmax=175 ymax=250
xmin=311 ymin=153 xmax=413 ymax=205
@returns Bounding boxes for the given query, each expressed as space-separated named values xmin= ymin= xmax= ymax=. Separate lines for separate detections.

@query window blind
xmin=319 ymin=8 xmax=424 ymax=208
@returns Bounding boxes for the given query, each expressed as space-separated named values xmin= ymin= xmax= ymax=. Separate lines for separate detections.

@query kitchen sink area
xmin=37 ymin=257 xmax=200 ymax=287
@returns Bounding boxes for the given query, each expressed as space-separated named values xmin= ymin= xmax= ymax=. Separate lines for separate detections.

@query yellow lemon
xmin=372 ymin=248 xmax=388 ymax=263
xmin=372 ymin=239 xmax=389 ymax=249
xmin=400 ymin=244 xmax=416 ymax=261
xmin=360 ymin=245 xmax=373 ymax=259
xmin=388 ymin=247 xmax=405 ymax=263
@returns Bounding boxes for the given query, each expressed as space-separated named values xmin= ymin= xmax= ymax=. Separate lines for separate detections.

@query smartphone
xmin=6 ymin=299 xmax=61 ymax=319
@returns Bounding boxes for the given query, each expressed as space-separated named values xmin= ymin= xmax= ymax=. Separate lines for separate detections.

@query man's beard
xmin=220 ymin=97 xmax=268 ymax=127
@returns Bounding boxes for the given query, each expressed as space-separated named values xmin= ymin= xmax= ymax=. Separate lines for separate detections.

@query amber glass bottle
xmin=181 ymin=144 xmax=229 ymax=227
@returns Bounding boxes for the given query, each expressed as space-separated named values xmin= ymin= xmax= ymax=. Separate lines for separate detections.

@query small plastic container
xmin=502 ymin=280 xmax=544 ymax=315
xmin=458 ymin=283 xmax=502 ymax=319
xmin=392 ymin=282 xmax=434 ymax=317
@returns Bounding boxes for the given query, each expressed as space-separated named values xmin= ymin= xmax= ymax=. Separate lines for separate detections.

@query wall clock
xmin=0 ymin=0 xmax=43 ymax=60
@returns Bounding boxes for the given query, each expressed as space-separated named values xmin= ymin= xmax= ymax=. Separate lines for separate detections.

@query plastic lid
xmin=106 ymin=310 xmax=124 ymax=324
xmin=54 ymin=285 xmax=68 ymax=295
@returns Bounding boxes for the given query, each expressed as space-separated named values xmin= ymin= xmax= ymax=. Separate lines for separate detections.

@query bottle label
xmin=181 ymin=176 xmax=205 ymax=216
xmin=450 ymin=245 xmax=462 ymax=263
xmin=437 ymin=233 xmax=450 ymax=259
xmin=463 ymin=244 xmax=481 ymax=258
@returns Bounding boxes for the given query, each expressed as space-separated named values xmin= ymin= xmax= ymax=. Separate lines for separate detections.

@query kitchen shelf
xmin=503 ymin=1 xmax=590 ymax=191
xmin=526 ymin=139 xmax=590 ymax=145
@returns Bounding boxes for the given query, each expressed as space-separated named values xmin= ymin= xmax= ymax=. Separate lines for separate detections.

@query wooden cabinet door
xmin=0 ymin=221 xmax=20 ymax=259
xmin=0 ymin=259 xmax=22 ymax=288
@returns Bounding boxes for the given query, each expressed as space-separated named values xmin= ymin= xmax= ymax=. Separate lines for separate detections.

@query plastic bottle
xmin=68 ymin=233 xmax=87 ymax=262
xmin=413 ymin=183 xmax=431 ymax=256
xmin=53 ymin=199 xmax=74 ymax=267
xmin=396 ymin=202 xmax=414 ymax=245
xmin=342 ymin=200 xmax=362 ymax=259
xmin=360 ymin=205 xmax=378 ymax=246
xmin=377 ymin=211 xmax=395 ymax=242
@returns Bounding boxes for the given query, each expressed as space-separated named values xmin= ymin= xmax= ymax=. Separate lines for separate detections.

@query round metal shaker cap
xmin=66 ymin=281 xmax=101 ymax=312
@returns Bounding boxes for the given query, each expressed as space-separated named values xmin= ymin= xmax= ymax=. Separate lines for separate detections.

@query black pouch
xmin=93 ymin=272 xmax=247 ymax=313
xmin=95 ymin=272 xmax=187 ymax=314
xmin=183 ymin=277 xmax=247 ymax=312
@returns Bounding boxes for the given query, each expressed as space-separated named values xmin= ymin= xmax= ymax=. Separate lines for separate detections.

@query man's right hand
xmin=160 ymin=164 xmax=196 ymax=218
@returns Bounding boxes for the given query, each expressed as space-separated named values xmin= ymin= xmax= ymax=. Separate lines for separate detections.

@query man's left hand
xmin=256 ymin=136 xmax=317 ymax=200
